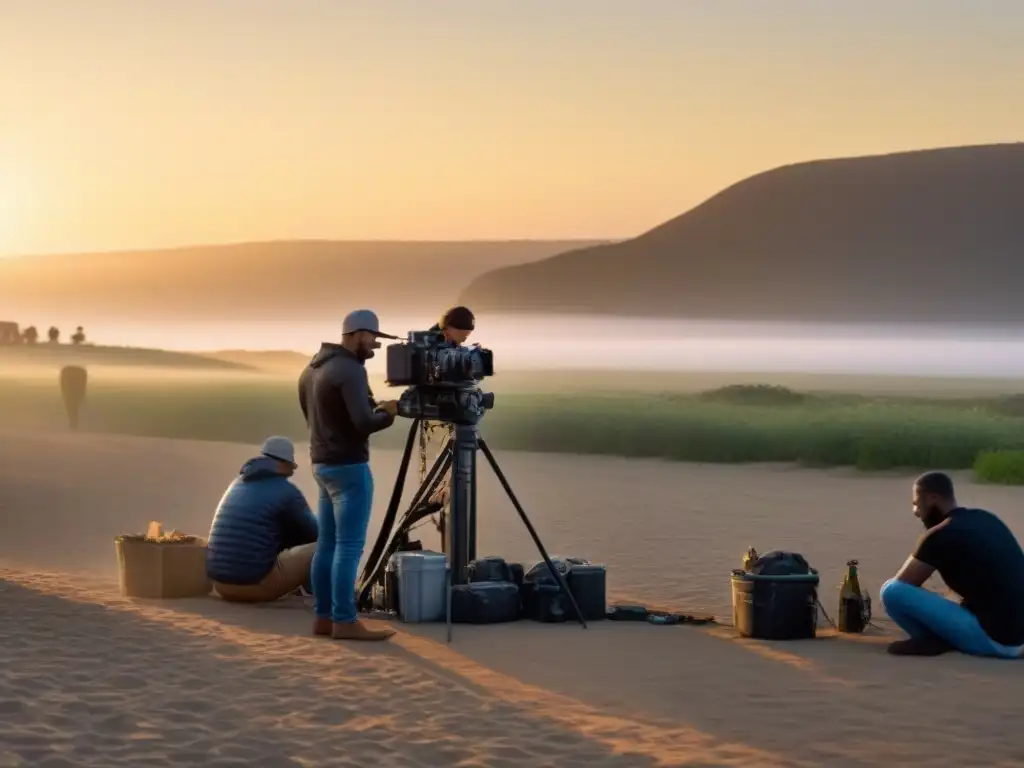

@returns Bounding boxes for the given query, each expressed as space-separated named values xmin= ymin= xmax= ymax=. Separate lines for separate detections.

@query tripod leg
xmin=358 ymin=419 xmax=420 ymax=594
xmin=356 ymin=443 xmax=454 ymax=611
xmin=478 ymin=438 xmax=588 ymax=629
xmin=406 ymin=444 xmax=453 ymax=516
xmin=446 ymin=564 xmax=453 ymax=643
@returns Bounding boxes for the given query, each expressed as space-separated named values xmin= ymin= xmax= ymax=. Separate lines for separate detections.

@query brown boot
xmin=312 ymin=617 xmax=333 ymax=637
xmin=331 ymin=620 xmax=396 ymax=642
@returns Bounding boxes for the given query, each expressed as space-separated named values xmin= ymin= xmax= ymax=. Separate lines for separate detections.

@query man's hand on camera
xmin=378 ymin=400 xmax=399 ymax=417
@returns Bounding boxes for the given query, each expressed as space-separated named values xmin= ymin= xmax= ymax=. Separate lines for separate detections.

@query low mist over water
xmin=62 ymin=314 xmax=1024 ymax=379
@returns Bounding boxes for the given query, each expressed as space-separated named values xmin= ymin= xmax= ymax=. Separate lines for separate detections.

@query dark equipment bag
xmin=467 ymin=556 xmax=514 ymax=584
xmin=450 ymin=581 xmax=521 ymax=624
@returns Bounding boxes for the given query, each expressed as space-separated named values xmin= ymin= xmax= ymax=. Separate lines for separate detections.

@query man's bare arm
xmin=893 ymin=555 xmax=935 ymax=587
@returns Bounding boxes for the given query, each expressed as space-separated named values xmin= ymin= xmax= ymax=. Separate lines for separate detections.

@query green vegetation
xmin=5 ymin=376 xmax=1024 ymax=479
xmin=696 ymin=383 xmax=810 ymax=406
xmin=974 ymin=451 xmax=1024 ymax=485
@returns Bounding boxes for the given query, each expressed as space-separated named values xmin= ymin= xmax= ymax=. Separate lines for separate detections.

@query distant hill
xmin=0 ymin=240 xmax=606 ymax=322
xmin=0 ymin=344 xmax=252 ymax=371
xmin=201 ymin=349 xmax=311 ymax=374
xmin=460 ymin=143 xmax=1024 ymax=323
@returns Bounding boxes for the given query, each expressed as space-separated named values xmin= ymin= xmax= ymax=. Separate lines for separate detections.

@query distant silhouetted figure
xmin=22 ymin=326 xmax=39 ymax=345
xmin=71 ymin=326 xmax=86 ymax=345
xmin=0 ymin=321 xmax=21 ymax=345
xmin=47 ymin=326 xmax=60 ymax=343
xmin=59 ymin=365 xmax=88 ymax=431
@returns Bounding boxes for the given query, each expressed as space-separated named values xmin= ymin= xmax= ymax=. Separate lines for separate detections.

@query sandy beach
xmin=3 ymin=431 xmax=1024 ymax=767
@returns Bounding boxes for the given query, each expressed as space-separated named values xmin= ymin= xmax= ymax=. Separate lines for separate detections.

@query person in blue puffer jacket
xmin=206 ymin=436 xmax=319 ymax=603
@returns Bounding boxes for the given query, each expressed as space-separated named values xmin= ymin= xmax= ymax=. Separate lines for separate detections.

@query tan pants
xmin=214 ymin=543 xmax=317 ymax=603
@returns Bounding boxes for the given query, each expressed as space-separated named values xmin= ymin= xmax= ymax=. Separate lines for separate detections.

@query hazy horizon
xmin=3 ymin=1 xmax=1023 ymax=255
xmin=0 ymin=236 xmax=609 ymax=260
xmin=12 ymin=314 xmax=1024 ymax=379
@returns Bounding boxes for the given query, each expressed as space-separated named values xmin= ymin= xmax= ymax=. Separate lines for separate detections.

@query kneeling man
xmin=881 ymin=471 xmax=1024 ymax=657
xmin=207 ymin=436 xmax=319 ymax=603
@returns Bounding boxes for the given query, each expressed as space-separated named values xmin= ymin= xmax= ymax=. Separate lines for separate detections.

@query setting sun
xmin=0 ymin=183 xmax=13 ymax=255
xmin=0 ymin=162 xmax=43 ymax=257
xmin=0 ymin=172 xmax=26 ymax=256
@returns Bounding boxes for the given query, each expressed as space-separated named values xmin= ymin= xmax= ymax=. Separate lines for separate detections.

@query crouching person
xmin=880 ymin=471 xmax=1024 ymax=657
xmin=206 ymin=436 xmax=319 ymax=603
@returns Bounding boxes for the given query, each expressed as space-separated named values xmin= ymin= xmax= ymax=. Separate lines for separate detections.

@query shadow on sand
xmin=7 ymin=567 xmax=1024 ymax=766
xmin=117 ymin=587 xmax=1024 ymax=767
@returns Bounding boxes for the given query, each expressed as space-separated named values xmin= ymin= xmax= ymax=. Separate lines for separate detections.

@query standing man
xmin=880 ymin=471 xmax=1024 ymax=657
xmin=299 ymin=309 xmax=400 ymax=641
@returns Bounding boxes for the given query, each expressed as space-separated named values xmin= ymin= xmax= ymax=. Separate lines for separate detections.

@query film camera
xmin=385 ymin=329 xmax=495 ymax=425
xmin=361 ymin=327 xmax=586 ymax=633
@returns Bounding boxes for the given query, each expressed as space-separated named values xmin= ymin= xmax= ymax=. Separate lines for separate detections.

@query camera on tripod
xmin=385 ymin=328 xmax=496 ymax=425
xmin=360 ymin=326 xmax=587 ymax=639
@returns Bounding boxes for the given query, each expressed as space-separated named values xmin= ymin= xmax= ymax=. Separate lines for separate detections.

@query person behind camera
xmin=880 ymin=471 xmax=1024 ymax=657
xmin=418 ymin=306 xmax=476 ymax=515
xmin=430 ymin=305 xmax=475 ymax=346
xmin=206 ymin=436 xmax=320 ymax=603
xmin=299 ymin=309 xmax=400 ymax=641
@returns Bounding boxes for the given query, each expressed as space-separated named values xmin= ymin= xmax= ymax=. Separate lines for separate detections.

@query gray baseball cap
xmin=260 ymin=435 xmax=297 ymax=468
xmin=342 ymin=309 xmax=398 ymax=339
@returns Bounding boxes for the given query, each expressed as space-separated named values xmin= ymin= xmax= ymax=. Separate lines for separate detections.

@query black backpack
xmin=749 ymin=550 xmax=816 ymax=577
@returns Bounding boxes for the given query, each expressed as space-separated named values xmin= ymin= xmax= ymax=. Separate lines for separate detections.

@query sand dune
xmin=3 ymin=431 xmax=1024 ymax=766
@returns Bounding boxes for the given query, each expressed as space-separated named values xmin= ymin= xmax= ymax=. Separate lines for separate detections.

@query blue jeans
xmin=880 ymin=579 xmax=1024 ymax=659
xmin=311 ymin=463 xmax=374 ymax=624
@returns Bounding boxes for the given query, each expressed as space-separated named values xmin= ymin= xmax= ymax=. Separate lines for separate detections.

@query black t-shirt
xmin=914 ymin=507 xmax=1024 ymax=646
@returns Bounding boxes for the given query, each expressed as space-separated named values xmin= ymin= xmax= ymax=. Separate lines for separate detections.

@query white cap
xmin=260 ymin=436 xmax=297 ymax=467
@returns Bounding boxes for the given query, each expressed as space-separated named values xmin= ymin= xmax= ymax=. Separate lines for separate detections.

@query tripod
xmin=357 ymin=419 xmax=587 ymax=636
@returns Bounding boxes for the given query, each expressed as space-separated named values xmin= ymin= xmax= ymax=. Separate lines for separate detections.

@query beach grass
xmin=973 ymin=450 xmax=1024 ymax=485
xmin=4 ymin=373 xmax=1024 ymax=476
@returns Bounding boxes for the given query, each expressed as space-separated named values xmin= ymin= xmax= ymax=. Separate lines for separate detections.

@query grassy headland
xmin=0 ymin=343 xmax=321 ymax=375
xmin=0 ymin=343 xmax=253 ymax=371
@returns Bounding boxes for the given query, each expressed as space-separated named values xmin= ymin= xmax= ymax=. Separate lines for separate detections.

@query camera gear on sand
xmin=361 ymin=328 xmax=871 ymax=642
xmin=732 ymin=547 xmax=873 ymax=639
xmin=358 ymin=327 xmax=590 ymax=640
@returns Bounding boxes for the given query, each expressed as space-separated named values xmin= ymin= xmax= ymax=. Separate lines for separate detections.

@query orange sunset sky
xmin=1 ymin=0 xmax=1022 ymax=255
